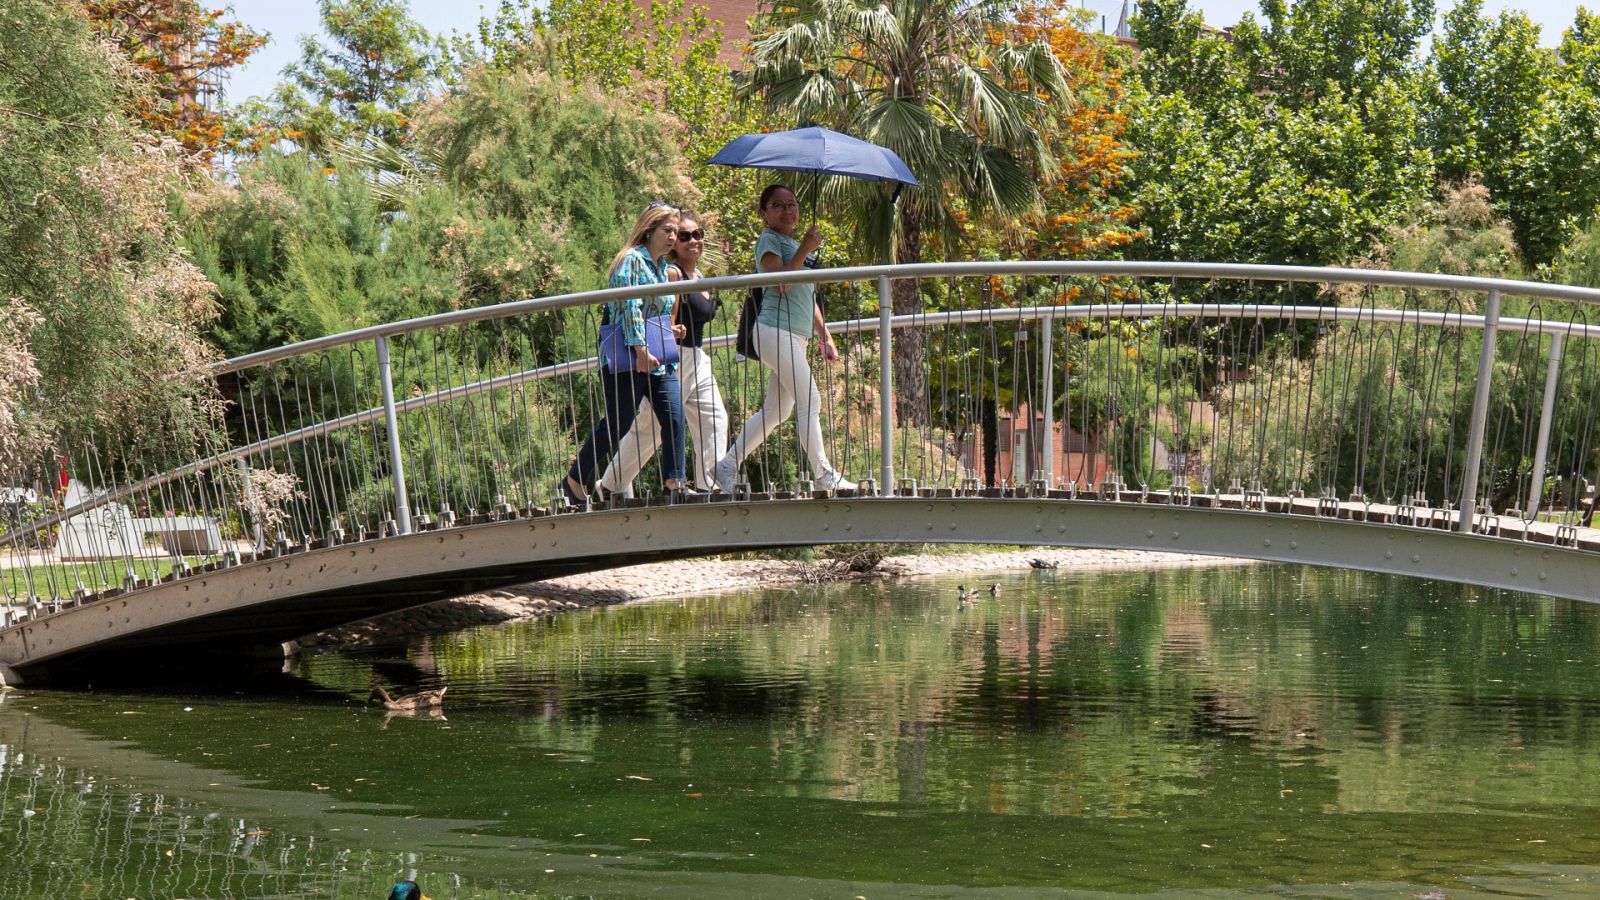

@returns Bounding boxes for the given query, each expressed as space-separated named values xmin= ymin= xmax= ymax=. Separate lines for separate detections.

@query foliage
xmin=989 ymin=2 xmax=1139 ymax=260
xmin=1128 ymin=0 xmax=1432 ymax=269
xmin=743 ymin=0 xmax=1067 ymax=264
xmin=184 ymin=70 xmax=698 ymax=359
xmin=242 ymin=0 xmax=441 ymax=155
xmin=452 ymin=0 xmax=767 ymax=272
xmin=1358 ymin=181 xmax=1522 ymax=281
xmin=80 ymin=0 xmax=267 ymax=158
xmin=1422 ymin=0 xmax=1600 ymax=266
xmin=0 ymin=0 xmax=221 ymax=476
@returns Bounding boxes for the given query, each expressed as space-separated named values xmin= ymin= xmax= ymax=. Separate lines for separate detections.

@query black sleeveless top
xmin=673 ymin=268 xmax=717 ymax=348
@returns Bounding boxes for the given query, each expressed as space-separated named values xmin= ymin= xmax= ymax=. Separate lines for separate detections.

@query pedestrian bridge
xmin=2 ymin=262 xmax=1598 ymax=681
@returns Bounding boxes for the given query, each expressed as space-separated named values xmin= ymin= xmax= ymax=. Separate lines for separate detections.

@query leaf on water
xmin=625 ymin=775 xmax=653 ymax=781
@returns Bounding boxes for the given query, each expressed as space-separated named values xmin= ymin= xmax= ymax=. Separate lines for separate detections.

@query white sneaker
xmin=713 ymin=457 xmax=738 ymax=494
xmin=815 ymin=471 xmax=857 ymax=492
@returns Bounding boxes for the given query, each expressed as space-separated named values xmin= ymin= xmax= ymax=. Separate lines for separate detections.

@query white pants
xmin=598 ymin=347 xmax=729 ymax=493
xmin=724 ymin=322 xmax=840 ymax=480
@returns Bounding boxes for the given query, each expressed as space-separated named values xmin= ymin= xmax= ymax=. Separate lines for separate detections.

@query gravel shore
xmin=297 ymin=547 xmax=1249 ymax=649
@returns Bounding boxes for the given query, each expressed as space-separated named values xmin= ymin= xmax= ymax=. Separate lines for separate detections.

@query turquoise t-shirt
xmin=754 ymin=229 xmax=815 ymax=337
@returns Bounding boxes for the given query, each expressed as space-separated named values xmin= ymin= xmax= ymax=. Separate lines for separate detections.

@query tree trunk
xmin=891 ymin=208 xmax=928 ymax=426
xmin=981 ymin=397 xmax=998 ymax=488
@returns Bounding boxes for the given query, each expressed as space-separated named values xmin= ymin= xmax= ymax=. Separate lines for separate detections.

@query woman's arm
xmin=609 ymin=254 xmax=657 ymax=369
xmin=666 ymin=265 xmax=686 ymax=340
xmin=812 ymin=302 xmax=838 ymax=362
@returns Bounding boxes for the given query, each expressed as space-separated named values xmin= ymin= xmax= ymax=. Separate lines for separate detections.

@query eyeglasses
xmin=678 ymin=229 xmax=704 ymax=241
xmin=766 ymin=202 xmax=800 ymax=212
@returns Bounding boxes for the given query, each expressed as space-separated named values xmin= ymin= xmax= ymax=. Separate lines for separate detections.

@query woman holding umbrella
xmin=713 ymin=184 xmax=855 ymax=494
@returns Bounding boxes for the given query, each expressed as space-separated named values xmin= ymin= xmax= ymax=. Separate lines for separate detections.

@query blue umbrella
xmin=709 ymin=126 xmax=919 ymax=188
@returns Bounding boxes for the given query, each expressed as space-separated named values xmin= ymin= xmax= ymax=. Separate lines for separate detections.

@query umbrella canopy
xmin=708 ymin=126 xmax=919 ymax=187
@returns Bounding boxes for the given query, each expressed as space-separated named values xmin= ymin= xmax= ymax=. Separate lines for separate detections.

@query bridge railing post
xmin=1041 ymin=312 xmax=1055 ymax=489
xmin=1458 ymin=289 xmax=1501 ymax=533
xmin=1524 ymin=331 xmax=1566 ymax=518
xmin=374 ymin=335 xmax=413 ymax=535
xmin=876 ymin=275 xmax=894 ymax=492
xmin=236 ymin=456 xmax=264 ymax=552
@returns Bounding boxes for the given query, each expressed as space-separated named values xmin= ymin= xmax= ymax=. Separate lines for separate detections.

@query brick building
xmin=678 ymin=0 xmax=761 ymax=65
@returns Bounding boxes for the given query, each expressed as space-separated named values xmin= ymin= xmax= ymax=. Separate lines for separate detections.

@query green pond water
xmin=3 ymin=564 xmax=1600 ymax=899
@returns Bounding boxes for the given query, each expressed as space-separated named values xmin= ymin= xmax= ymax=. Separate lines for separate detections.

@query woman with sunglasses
xmin=562 ymin=202 xmax=691 ymax=504
xmin=597 ymin=211 xmax=729 ymax=494
xmin=713 ymin=184 xmax=855 ymax=494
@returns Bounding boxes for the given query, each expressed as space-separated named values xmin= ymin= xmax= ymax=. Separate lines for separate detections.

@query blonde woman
xmin=598 ymin=211 xmax=729 ymax=494
xmin=563 ymin=203 xmax=689 ymax=503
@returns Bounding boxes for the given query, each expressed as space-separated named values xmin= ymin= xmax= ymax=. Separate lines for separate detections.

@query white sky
xmin=220 ymin=0 xmax=1588 ymax=105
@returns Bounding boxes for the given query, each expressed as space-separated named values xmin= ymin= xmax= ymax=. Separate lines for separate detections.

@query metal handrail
xmin=12 ymin=293 xmax=1598 ymax=548
xmin=211 ymin=261 xmax=1600 ymax=374
xmin=7 ymin=262 xmax=1598 ymax=576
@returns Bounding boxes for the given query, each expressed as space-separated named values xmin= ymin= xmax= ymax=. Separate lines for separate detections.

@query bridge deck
xmin=2 ymin=492 xmax=1596 ymax=681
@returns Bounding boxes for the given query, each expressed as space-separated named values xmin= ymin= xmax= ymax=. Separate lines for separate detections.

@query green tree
xmin=452 ymin=0 xmax=767 ymax=274
xmin=1128 ymin=0 xmax=1432 ymax=272
xmin=741 ymin=0 xmax=1069 ymax=423
xmin=186 ymin=68 xmax=699 ymax=358
xmin=1421 ymin=0 xmax=1587 ymax=266
xmin=247 ymin=0 xmax=440 ymax=154
xmin=0 ymin=0 xmax=220 ymax=476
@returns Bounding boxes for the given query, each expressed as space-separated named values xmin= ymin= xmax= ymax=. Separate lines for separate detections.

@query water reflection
xmin=2 ymin=565 xmax=1600 ymax=898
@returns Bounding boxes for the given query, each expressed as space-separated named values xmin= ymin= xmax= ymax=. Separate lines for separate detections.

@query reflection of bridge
xmin=2 ymin=262 xmax=1598 ymax=681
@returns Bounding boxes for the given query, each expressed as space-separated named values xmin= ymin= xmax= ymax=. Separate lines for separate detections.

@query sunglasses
xmin=677 ymin=229 xmax=704 ymax=241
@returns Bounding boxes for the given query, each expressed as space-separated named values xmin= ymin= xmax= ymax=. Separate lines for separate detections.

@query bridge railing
xmin=3 ymin=262 xmax=1599 ymax=616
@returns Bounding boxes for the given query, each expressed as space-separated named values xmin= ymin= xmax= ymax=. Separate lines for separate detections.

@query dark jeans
xmin=568 ymin=366 xmax=685 ymax=488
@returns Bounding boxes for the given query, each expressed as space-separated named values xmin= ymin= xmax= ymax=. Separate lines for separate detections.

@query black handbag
xmin=738 ymin=255 xmax=824 ymax=361
xmin=735 ymin=287 xmax=763 ymax=360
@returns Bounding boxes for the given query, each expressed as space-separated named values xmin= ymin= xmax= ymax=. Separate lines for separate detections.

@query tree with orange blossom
xmin=81 ymin=1 xmax=266 ymax=159
xmin=1005 ymin=2 xmax=1139 ymax=261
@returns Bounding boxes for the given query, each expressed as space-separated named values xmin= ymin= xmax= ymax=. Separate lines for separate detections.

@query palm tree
xmin=742 ymin=0 xmax=1068 ymax=424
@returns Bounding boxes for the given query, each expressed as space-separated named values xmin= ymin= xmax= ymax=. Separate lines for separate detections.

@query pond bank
xmin=295 ymin=548 xmax=1252 ymax=650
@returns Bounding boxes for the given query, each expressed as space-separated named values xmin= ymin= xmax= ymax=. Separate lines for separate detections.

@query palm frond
xmin=331 ymin=137 xmax=441 ymax=213
xmin=859 ymin=96 xmax=941 ymax=171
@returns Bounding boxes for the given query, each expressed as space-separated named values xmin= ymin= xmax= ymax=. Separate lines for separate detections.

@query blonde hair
xmin=608 ymin=203 xmax=679 ymax=278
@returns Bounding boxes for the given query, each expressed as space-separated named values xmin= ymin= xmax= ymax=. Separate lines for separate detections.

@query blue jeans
xmin=568 ymin=366 xmax=685 ymax=488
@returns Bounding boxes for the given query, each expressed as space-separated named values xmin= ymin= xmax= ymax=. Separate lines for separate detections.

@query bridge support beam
xmin=0 ymin=661 xmax=20 ymax=688
xmin=1459 ymin=289 xmax=1501 ymax=532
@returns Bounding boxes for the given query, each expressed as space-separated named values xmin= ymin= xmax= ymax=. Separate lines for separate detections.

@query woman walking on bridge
xmin=713 ymin=184 xmax=854 ymax=494
xmin=597 ymin=211 xmax=729 ymax=495
xmin=563 ymin=203 xmax=691 ymax=504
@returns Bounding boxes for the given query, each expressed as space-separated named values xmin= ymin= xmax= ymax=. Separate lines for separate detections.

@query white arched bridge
xmin=2 ymin=262 xmax=1597 ymax=682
